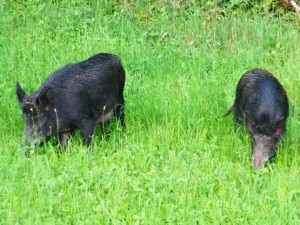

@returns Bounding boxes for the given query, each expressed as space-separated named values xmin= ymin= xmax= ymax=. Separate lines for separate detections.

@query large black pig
xmin=16 ymin=53 xmax=125 ymax=146
xmin=225 ymin=68 xmax=289 ymax=169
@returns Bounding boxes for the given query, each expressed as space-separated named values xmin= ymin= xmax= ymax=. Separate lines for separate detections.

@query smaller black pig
xmin=225 ymin=68 xmax=289 ymax=169
xmin=16 ymin=53 xmax=125 ymax=146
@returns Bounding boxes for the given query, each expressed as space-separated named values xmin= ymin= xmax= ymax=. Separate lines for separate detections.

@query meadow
xmin=0 ymin=1 xmax=299 ymax=224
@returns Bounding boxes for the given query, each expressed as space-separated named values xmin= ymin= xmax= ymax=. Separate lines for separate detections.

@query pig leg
xmin=115 ymin=95 xmax=125 ymax=127
xmin=115 ymin=104 xmax=125 ymax=127
xmin=59 ymin=131 xmax=72 ymax=146
xmin=234 ymin=106 xmax=244 ymax=124
xmin=79 ymin=119 xmax=96 ymax=145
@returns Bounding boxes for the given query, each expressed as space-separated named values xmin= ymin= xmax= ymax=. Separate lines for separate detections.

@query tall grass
xmin=0 ymin=1 xmax=299 ymax=224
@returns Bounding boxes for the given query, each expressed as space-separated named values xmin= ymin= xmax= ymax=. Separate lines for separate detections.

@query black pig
xmin=16 ymin=53 xmax=125 ymax=146
xmin=225 ymin=68 xmax=289 ymax=169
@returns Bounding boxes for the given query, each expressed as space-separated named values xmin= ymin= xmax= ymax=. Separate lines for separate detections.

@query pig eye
xmin=23 ymin=104 xmax=39 ymax=116
xmin=28 ymin=107 xmax=37 ymax=115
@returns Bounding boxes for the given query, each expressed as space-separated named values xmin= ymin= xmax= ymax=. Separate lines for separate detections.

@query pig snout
xmin=251 ymin=135 xmax=276 ymax=169
xmin=252 ymin=151 xmax=269 ymax=169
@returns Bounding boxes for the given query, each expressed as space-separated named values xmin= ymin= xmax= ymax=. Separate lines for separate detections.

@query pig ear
xmin=245 ymin=111 xmax=254 ymax=132
xmin=37 ymin=88 xmax=53 ymax=111
xmin=16 ymin=82 xmax=27 ymax=103
xmin=273 ymin=118 xmax=286 ymax=137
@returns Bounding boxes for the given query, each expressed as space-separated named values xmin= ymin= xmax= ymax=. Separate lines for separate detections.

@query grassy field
xmin=0 ymin=1 xmax=299 ymax=224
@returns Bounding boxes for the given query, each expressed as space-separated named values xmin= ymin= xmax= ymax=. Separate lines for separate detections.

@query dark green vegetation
xmin=0 ymin=1 xmax=299 ymax=224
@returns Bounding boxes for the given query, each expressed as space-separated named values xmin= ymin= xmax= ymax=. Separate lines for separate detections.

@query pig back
xmin=40 ymin=53 xmax=125 ymax=120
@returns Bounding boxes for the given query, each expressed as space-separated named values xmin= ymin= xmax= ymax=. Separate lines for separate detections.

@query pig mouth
xmin=25 ymin=129 xmax=52 ymax=146
xmin=26 ymin=135 xmax=49 ymax=146
xmin=26 ymin=137 xmax=45 ymax=146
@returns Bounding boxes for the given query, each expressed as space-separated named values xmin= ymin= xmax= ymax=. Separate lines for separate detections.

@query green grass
xmin=0 ymin=1 xmax=299 ymax=224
